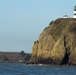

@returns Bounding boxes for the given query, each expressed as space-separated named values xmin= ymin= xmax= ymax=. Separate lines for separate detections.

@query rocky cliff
xmin=29 ymin=18 xmax=76 ymax=65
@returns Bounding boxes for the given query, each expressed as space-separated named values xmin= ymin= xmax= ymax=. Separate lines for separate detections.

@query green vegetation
xmin=20 ymin=51 xmax=25 ymax=57
xmin=4 ymin=57 xmax=9 ymax=61
xmin=69 ymin=23 xmax=76 ymax=34
xmin=24 ymin=55 xmax=31 ymax=61
xmin=49 ymin=20 xmax=53 ymax=25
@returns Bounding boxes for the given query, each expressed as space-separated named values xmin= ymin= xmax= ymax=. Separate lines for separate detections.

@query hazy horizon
xmin=0 ymin=0 xmax=75 ymax=53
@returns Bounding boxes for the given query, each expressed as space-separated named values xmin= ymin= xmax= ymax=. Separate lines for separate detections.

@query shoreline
xmin=0 ymin=62 xmax=76 ymax=67
xmin=26 ymin=63 xmax=76 ymax=66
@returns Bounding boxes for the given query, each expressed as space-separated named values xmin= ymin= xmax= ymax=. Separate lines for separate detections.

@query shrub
xmin=4 ymin=57 xmax=9 ymax=61
xmin=69 ymin=23 xmax=76 ymax=33
xmin=49 ymin=20 xmax=53 ymax=25
xmin=20 ymin=51 xmax=25 ymax=57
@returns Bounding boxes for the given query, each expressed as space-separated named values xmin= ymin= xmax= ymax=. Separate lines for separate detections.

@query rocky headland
xmin=29 ymin=18 xmax=76 ymax=66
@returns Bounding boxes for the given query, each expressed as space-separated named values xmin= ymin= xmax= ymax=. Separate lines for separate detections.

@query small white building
xmin=73 ymin=5 xmax=76 ymax=18
xmin=63 ymin=14 xmax=68 ymax=18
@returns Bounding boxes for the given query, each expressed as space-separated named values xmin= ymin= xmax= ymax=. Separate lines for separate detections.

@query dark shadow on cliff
xmin=60 ymin=51 xmax=69 ymax=66
xmin=60 ymin=36 xmax=70 ymax=66
xmin=37 ymin=58 xmax=53 ymax=64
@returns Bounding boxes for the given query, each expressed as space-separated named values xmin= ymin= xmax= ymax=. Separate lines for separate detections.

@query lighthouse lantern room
xmin=73 ymin=5 xmax=76 ymax=18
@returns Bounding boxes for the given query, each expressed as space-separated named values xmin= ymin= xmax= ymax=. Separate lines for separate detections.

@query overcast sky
xmin=0 ymin=0 xmax=75 ymax=53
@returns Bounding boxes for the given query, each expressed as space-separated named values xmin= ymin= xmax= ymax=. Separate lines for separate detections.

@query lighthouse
xmin=73 ymin=5 xmax=76 ymax=18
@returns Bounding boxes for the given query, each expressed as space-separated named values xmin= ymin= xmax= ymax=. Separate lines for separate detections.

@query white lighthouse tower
xmin=73 ymin=5 xmax=76 ymax=18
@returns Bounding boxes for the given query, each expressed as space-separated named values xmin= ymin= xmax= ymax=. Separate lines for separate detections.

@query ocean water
xmin=0 ymin=63 xmax=76 ymax=75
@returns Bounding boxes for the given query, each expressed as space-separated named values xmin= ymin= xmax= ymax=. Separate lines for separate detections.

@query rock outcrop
xmin=29 ymin=18 xmax=76 ymax=65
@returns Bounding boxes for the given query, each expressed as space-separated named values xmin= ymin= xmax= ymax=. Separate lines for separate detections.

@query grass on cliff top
xmin=43 ymin=18 xmax=76 ymax=41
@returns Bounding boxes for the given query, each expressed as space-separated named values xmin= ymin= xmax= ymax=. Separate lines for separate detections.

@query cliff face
xmin=30 ymin=18 xmax=76 ymax=65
